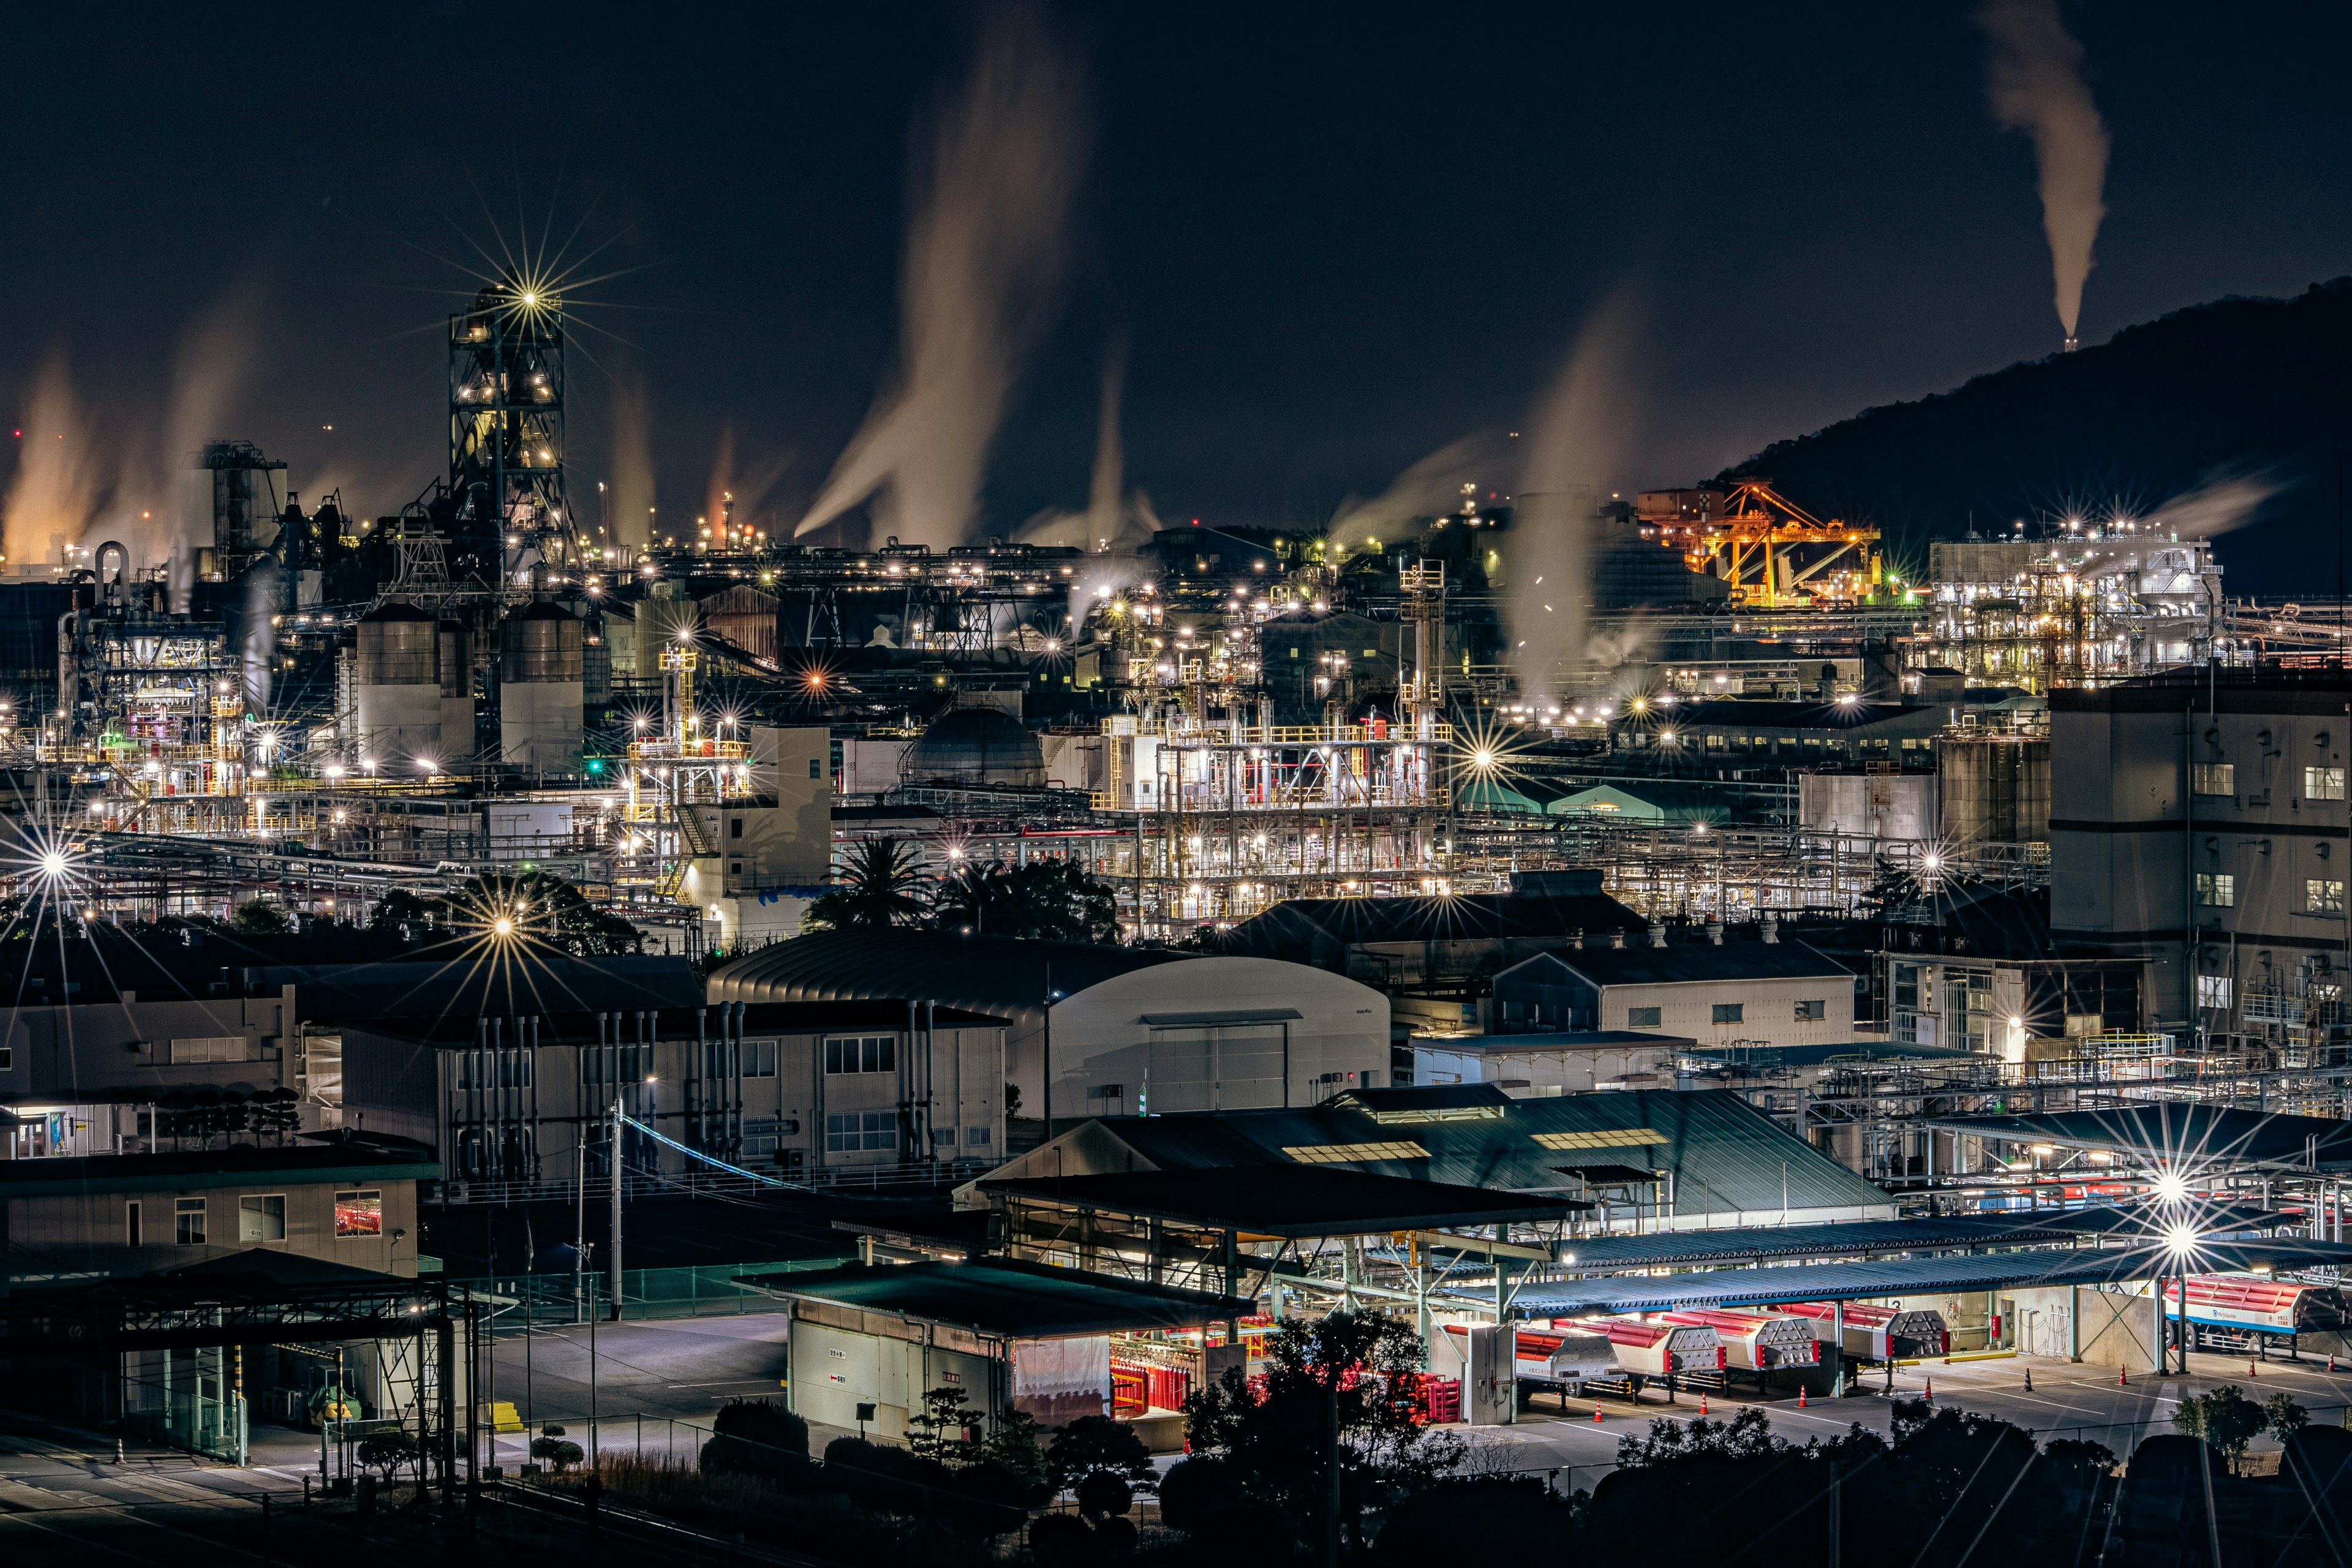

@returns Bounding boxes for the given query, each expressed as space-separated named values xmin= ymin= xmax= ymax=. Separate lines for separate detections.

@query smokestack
xmin=2062 ymin=335 xmax=2079 ymax=353
xmin=1977 ymin=0 xmax=2109 ymax=349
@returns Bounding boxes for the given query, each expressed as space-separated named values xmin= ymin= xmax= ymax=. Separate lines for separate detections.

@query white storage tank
xmin=353 ymin=601 xmax=442 ymax=769
xmin=500 ymin=600 xmax=584 ymax=774
xmin=438 ymin=618 xmax=474 ymax=765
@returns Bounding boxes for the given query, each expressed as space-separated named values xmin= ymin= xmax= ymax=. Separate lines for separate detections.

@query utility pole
xmin=609 ymin=1097 xmax=623 ymax=1320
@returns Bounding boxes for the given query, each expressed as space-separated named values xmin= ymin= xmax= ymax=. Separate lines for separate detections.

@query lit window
xmin=2196 ymin=873 xmax=2236 ymax=908
xmin=2192 ymin=763 xmax=2234 ymax=796
xmin=334 ymin=1191 xmax=383 ymax=1238
xmin=2197 ymin=975 xmax=2234 ymax=1010
xmin=2308 ymin=766 xmax=2346 ymax=802
xmin=1281 ymin=1140 xmax=1430 ymax=1163
xmin=2310 ymin=880 xmax=2347 ymax=916
xmin=1532 ymin=1128 xmax=1668 ymax=1150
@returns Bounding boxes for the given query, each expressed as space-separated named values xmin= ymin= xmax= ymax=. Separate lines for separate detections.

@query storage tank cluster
xmin=500 ymin=598 xmax=585 ymax=774
xmin=353 ymin=601 xmax=443 ymax=767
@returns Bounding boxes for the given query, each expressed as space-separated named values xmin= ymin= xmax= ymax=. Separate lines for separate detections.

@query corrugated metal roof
xmin=707 ymin=929 xmax=1191 ymax=1016
xmin=1063 ymin=1087 xmax=1891 ymax=1221
xmin=980 ymin=1166 xmax=1577 ymax=1237
xmin=1922 ymin=1105 xmax=2352 ymax=1172
xmin=1681 ymin=1041 xmax=1974 ymax=1067
xmin=1510 ymin=941 xmax=1855 ymax=988
xmin=1220 ymin=889 xmax=1645 ymax=959
xmin=1546 ymin=1205 xmax=2258 ymax=1273
xmin=736 ymin=1257 xmax=1248 ymax=1336
xmin=1483 ymin=1237 xmax=2352 ymax=1318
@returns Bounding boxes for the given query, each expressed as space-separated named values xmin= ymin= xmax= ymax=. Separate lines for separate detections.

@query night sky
xmin=2 ymin=1 xmax=2346 ymax=545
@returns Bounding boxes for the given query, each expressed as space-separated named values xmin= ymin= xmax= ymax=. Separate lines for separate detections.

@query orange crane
xmin=1635 ymin=480 xmax=1884 ymax=606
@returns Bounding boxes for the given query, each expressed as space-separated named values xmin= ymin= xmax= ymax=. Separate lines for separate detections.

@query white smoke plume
xmin=797 ymin=4 xmax=1087 ymax=548
xmin=609 ymin=375 xmax=656 ymax=551
xmin=1329 ymin=431 xmax=1510 ymax=553
xmin=160 ymin=284 xmax=263 ymax=576
xmin=2139 ymin=468 xmax=2285 ymax=543
xmin=1977 ymin=0 xmax=2109 ymax=345
xmin=1085 ymin=335 xmax=1126 ymax=548
xmin=1011 ymin=337 xmax=1152 ymax=552
xmin=1508 ymin=299 xmax=1643 ymax=701
xmin=2 ymin=357 xmax=105 ymax=574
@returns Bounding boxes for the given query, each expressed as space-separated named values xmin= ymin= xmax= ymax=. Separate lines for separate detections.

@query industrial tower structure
xmin=449 ymin=277 xmax=581 ymax=581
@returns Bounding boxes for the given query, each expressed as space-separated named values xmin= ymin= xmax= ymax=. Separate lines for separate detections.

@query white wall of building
xmin=1042 ymin=957 xmax=1388 ymax=1120
xmin=1604 ymin=975 xmax=1855 ymax=1049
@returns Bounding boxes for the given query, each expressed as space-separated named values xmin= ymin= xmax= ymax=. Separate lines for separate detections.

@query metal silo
xmin=438 ymin=619 xmax=475 ymax=764
xmin=353 ymin=601 xmax=442 ymax=768
xmin=499 ymin=599 xmax=584 ymax=774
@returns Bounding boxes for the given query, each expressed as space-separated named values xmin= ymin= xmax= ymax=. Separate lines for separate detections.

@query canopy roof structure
xmin=980 ymin=1165 xmax=1577 ymax=1239
xmin=1922 ymin=1106 xmax=2352 ymax=1174
xmin=736 ymin=1257 xmax=1248 ymax=1338
xmin=1480 ymin=1235 xmax=2352 ymax=1319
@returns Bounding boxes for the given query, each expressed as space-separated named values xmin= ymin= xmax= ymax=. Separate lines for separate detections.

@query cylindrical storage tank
xmin=582 ymin=609 xmax=612 ymax=710
xmin=500 ymin=600 xmax=585 ymax=774
xmin=437 ymin=619 xmax=475 ymax=764
xmin=353 ymin=601 xmax=442 ymax=767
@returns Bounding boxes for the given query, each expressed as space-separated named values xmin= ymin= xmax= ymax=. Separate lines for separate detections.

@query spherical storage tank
xmin=500 ymin=600 xmax=584 ymax=774
xmin=901 ymin=704 xmax=1045 ymax=787
xmin=354 ymin=601 xmax=442 ymax=767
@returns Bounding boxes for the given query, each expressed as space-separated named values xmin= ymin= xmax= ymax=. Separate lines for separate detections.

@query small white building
xmin=1408 ymin=1029 xmax=1693 ymax=1096
xmin=1492 ymin=925 xmax=1858 ymax=1052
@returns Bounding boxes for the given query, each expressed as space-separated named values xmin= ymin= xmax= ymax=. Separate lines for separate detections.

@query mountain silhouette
xmin=1716 ymin=277 xmax=2352 ymax=597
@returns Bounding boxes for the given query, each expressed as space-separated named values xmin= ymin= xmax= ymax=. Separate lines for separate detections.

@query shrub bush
xmin=701 ymin=1398 xmax=810 ymax=1483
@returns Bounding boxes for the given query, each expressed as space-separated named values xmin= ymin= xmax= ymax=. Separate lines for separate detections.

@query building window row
xmin=824 ymin=1035 xmax=897 ymax=1076
xmin=582 ymin=1043 xmax=653 ymax=1085
xmin=824 ymin=1110 xmax=896 ymax=1152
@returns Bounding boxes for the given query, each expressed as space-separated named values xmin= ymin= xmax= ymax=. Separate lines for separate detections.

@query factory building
xmin=707 ymin=929 xmax=1391 ymax=1131
xmin=1482 ymin=924 xmax=1859 ymax=1049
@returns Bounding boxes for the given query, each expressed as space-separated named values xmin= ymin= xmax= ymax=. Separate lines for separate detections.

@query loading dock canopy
xmin=1480 ymin=1237 xmax=2352 ymax=1319
xmin=980 ymin=1166 xmax=1578 ymax=1238
xmin=1550 ymin=1205 xmax=2282 ymax=1273
xmin=1924 ymin=1105 xmax=2352 ymax=1172
xmin=735 ymin=1257 xmax=1250 ymax=1336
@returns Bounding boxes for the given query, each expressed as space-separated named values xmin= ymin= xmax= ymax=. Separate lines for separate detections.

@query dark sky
xmin=2 ymin=1 xmax=2346 ymax=546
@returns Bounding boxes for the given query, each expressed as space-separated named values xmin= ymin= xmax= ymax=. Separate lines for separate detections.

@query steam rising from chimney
xmin=609 ymin=375 xmax=656 ymax=551
xmin=1328 ymin=432 xmax=1509 ymax=554
xmin=3 ymin=356 xmax=103 ymax=573
xmin=1977 ymin=0 xmax=2109 ymax=348
xmin=160 ymin=284 xmax=262 ymax=582
xmin=1508 ymin=299 xmax=1642 ymax=701
xmin=797 ymin=4 xmax=1087 ymax=548
xmin=1085 ymin=336 xmax=1126 ymax=550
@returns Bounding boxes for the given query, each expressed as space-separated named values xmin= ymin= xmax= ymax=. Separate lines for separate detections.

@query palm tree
xmin=804 ymin=838 xmax=930 ymax=931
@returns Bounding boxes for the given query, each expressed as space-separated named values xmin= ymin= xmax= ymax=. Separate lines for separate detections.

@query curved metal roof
xmin=706 ymin=928 xmax=1193 ymax=1016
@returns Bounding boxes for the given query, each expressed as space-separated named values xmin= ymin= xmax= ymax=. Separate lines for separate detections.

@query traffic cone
xmin=1924 ymin=1378 xmax=1934 ymax=1401
xmin=2251 ymin=1359 xmax=2259 ymax=1378
xmin=1593 ymin=1405 xmax=1604 ymax=1423
xmin=1699 ymin=1396 xmax=1708 ymax=1417
xmin=1798 ymin=1385 xmax=1808 ymax=1408
xmin=2024 ymin=1369 xmax=2034 ymax=1392
xmin=2331 ymin=1354 xmax=2338 ymax=1373
xmin=2119 ymin=1366 xmax=2128 ymax=1386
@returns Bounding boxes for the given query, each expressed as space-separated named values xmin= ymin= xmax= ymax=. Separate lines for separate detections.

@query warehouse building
xmin=707 ymin=929 xmax=1390 ymax=1132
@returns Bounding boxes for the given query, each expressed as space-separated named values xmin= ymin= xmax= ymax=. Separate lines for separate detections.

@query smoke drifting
xmin=797 ymin=4 xmax=1087 ymax=548
xmin=1329 ymin=432 xmax=1509 ymax=553
xmin=1507 ymin=300 xmax=1643 ymax=700
xmin=2 ymin=357 xmax=104 ymax=573
xmin=609 ymin=375 xmax=655 ymax=551
xmin=1977 ymin=0 xmax=2109 ymax=345
xmin=160 ymin=284 xmax=262 ymax=574
xmin=2139 ymin=467 xmax=2285 ymax=543
xmin=1085 ymin=336 xmax=1126 ymax=550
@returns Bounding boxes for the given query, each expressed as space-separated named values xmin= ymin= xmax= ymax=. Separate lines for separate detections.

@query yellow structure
xmin=1637 ymin=480 xmax=1883 ymax=607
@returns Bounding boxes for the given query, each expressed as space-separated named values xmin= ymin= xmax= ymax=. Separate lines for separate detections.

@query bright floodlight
xmin=2164 ymin=1223 xmax=2199 ymax=1253
xmin=1472 ymin=749 xmax=1496 ymax=769
xmin=1922 ymin=853 xmax=1943 ymax=872
xmin=493 ymin=916 xmax=514 ymax=937
xmin=2154 ymin=1170 xmax=2190 ymax=1205
xmin=39 ymin=850 xmax=66 ymax=878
